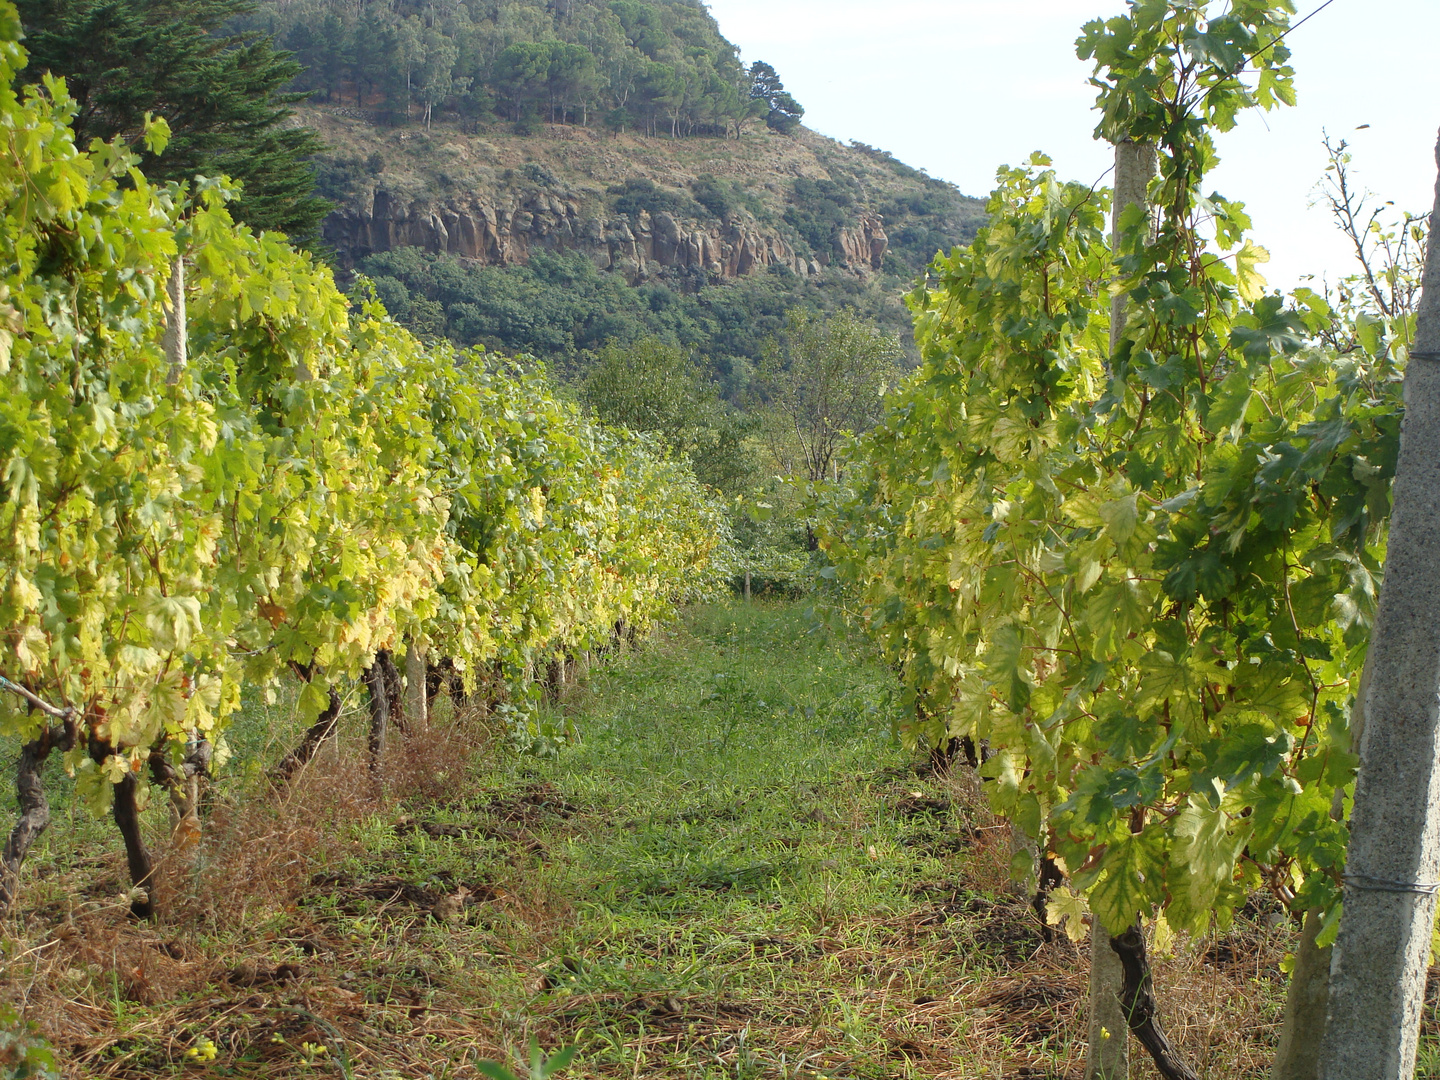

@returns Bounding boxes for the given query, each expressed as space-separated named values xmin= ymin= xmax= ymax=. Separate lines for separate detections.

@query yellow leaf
xmin=1046 ymin=886 xmax=1091 ymax=944
xmin=1234 ymin=241 xmax=1270 ymax=303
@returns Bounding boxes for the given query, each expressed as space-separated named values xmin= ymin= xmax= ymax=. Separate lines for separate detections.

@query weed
xmin=478 ymin=1036 xmax=575 ymax=1080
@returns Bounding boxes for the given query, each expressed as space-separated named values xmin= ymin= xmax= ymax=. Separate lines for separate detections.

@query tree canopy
xmin=748 ymin=61 xmax=802 ymax=134
xmin=758 ymin=308 xmax=904 ymax=485
xmin=581 ymin=337 xmax=755 ymax=491
xmin=240 ymin=0 xmax=803 ymax=139
xmin=15 ymin=0 xmax=329 ymax=239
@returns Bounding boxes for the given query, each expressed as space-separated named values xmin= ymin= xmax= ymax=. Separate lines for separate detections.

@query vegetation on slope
xmin=307 ymin=109 xmax=983 ymax=381
xmin=357 ymin=246 xmax=908 ymax=396
xmin=306 ymin=100 xmax=984 ymax=277
xmin=16 ymin=0 xmax=329 ymax=238
xmin=241 ymin=0 xmax=800 ymax=137
xmin=227 ymin=0 xmax=982 ymax=379
xmin=13 ymin=0 xmax=985 ymax=402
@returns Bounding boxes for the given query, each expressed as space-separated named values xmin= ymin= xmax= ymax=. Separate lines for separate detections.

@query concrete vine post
xmin=405 ymin=641 xmax=429 ymax=731
xmin=1318 ymin=131 xmax=1440 ymax=1079
xmin=163 ymin=257 xmax=186 ymax=384
xmin=1085 ymin=136 xmax=1155 ymax=1080
xmin=1271 ymin=657 xmax=1372 ymax=1080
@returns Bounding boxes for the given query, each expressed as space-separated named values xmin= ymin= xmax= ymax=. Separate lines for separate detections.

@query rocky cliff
xmin=305 ymin=110 xmax=978 ymax=287
xmin=324 ymin=184 xmax=887 ymax=283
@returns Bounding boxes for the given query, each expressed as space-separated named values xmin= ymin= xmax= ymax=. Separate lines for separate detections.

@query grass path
xmin=0 ymin=602 xmax=1343 ymax=1078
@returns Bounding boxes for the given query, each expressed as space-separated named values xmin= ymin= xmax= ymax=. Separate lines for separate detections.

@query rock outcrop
xmin=323 ymin=187 xmax=887 ymax=282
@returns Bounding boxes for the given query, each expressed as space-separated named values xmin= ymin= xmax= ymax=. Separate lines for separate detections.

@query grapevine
xmin=819 ymin=0 xmax=1409 ymax=970
xmin=0 ymin=0 xmax=731 ymax=913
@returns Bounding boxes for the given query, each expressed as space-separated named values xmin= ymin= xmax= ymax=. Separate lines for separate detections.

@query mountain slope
xmin=308 ymin=107 xmax=984 ymax=283
xmin=246 ymin=0 xmax=987 ymax=373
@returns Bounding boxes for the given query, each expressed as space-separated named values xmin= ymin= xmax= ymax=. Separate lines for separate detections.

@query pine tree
xmin=748 ymin=61 xmax=803 ymax=135
xmin=16 ymin=0 xmax=329 ymax=240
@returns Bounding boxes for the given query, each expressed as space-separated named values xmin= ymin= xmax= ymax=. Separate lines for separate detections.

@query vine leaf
xmin=1166 ymin=795 xmax=1250 ymax=934
xmin=1046 ymin=885 xmax=1092 ymax=944
xmin=1078 ymin=829 xmax=1165 ymax=936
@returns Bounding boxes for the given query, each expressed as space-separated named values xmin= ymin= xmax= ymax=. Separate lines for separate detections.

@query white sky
xmin=704 ymin=0 xmax=1440 ymax=293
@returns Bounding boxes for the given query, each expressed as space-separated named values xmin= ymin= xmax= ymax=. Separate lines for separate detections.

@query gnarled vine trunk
xmin=378 ymin=649 xmax=405 ymax=734
xmin=83 ymin=735 xmax=159 ymax=919
xmin=271 ymin=685 xmax=344 ymax=785
xmin=1110 ymin=923 xmax=1200 ymax=1080
xmin=364 ymin=654 xmax=391 ymax=772
xmin=148 ymin=736 xmax=210 ymax=852
xmin=1033 ymin=855 xmax=1065 ymax=943
xmin=426 ymin=656 xmax=469 ymax=715
xmin=0 ymin=723 xmax=70 ymax=914
xmin=111 ymin=769 xmax=156 ymax=919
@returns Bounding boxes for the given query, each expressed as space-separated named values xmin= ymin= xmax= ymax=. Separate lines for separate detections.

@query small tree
xmin=548 ymin=42 xmax=598 ymax=125
xmin=393 ymin=17 xmax=425 ymax=120
xmin=493 ymin=41 xmax=552 ymax=123
xmin=581 ymin=338 xmax=753 ymax=492
xmin=419 ymin=27 xmax=462 ymax=129
xmin=758 ymin=309 xmax=903 ymax=486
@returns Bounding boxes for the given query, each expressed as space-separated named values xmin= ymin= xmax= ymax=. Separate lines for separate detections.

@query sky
xmin=703 ymin=0 xmax=1440 ymax=293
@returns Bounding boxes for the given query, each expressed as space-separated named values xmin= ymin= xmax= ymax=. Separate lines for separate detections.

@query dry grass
xmin=1 ymin=706 xmax=542 ymax=1077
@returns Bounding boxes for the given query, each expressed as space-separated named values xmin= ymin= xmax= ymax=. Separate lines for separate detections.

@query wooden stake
xmin=163 ymin=258 xmax=186 ymax=384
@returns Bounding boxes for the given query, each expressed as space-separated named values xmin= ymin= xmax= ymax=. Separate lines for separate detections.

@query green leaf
xmin=1097 ymin=492 xmax=1139 ymax=546
xmin=1062 ymin=757 xmax=1164 ymax=824
xmin=539 ymin=1046 xmax=577 ymax=1077
xmin=1134 ymin=647 xmax=1211 ymax=727
xmin=1230 ymin=296 xmax=1307 ymax=359
xmin=1354 ymin=313 xmax=1382 ymax=358
xmin=142 ymin=112 xmax=172 ymax=156
xmin=1315 ymin=902 xmax=1343 ymax=949
xmin=983 ymin=622 xmax=1027 ymax=685
xmin=1045 ymin=885 xmax=1091 ymax=943
xmin=1085 ymin=579 xmax=1148 ymax=657
xmin=141 ymin=593 xmax=202 ymax=652
xmin=1231 ymin=661 xmax=1310 ymax=723
xmin=1093 ymin=710 xmax=1157 ymax=759
xmin=1165 ymin=795 xmax=1249 ymax=934
xmin=1207 ymin=368 xmax=1253 ymax=434
xmin=1079 ymin=830 xmax=1165 ymax=935
xmin=1232 ymin=241 xmax=1269 ymax=302
xmin=297 ymin=678 xmax=331 ymax=724
xmin=1201 ymin=722 xmax=1294 ymax=791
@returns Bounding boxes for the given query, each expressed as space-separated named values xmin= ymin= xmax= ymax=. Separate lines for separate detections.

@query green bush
xmin=0 ymin=1007 xmax=59 ymax=1080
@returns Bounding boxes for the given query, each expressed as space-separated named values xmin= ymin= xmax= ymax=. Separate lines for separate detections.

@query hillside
xmin=228 ymin=0 xmax=985 ymax=370
xmin=302 ymin=107 xmax=984 ymax=375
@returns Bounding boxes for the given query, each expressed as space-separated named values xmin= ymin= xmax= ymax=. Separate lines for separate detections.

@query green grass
xmin=0 ymin=600 xmax=1323 ymax=1078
